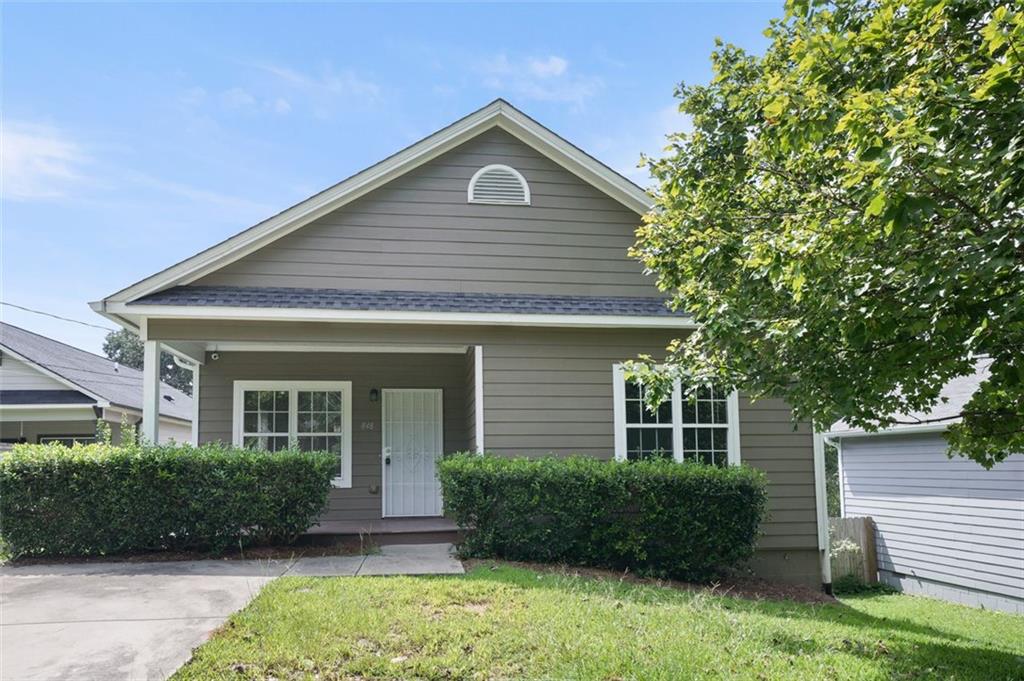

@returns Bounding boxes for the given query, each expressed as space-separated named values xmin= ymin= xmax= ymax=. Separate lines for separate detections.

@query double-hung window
xmin=233 ymin=380 xmax=352 ymax=487
xmin=613 ymin=365 xmax=740 ymax=465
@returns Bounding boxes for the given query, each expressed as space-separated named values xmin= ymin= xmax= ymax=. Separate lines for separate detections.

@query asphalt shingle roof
xmin=133 ymin=286 xmax=685 ymax=318
xmin=0 ymin=322 xmax=192 ymax=421
xmin=0 ymin=390 xmax=96 ymax=405
xmin=830 ymin=359 xmax=992 ymax=435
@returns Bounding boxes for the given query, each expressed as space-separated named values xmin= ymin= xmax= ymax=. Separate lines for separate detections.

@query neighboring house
xmin=825 ymin=364 xmax=1024 ymax=614
xmin=91 ymin=99 xmax=830 ymax=587
xmin=0 ymin=322 xmax=192 ymax=445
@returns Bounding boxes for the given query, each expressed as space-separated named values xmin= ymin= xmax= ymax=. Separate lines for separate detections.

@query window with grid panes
xmin=624 ymin=380 xmax=674 ymax=461
xmin=614 ymin=366 xmax=738 ymax=466
xmin=234 ymin=381 xmax=352 ymax=487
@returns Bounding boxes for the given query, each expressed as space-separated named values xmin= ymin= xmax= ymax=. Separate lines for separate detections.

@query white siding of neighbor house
xmin=841 ymin=432 xmax=1024 ymax=614
xmin=0 ymin=355 xmax=70 ymax=391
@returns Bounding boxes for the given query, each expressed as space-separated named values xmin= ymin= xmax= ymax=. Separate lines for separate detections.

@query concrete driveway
xmin=0 ymin=544 xmax=462 ymax=680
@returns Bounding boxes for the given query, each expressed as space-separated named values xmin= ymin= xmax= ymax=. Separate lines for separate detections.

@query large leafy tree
xmin=103 ymin=329 xmax=193 ymax=396
xmin=632 ymin=0 xmax=1023 ymax=467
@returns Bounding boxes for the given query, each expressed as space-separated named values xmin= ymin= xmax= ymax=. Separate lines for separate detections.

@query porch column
xmin=190 ymin=361 xmax=200 ymax=446
xmin=141 ymin=340 xmax=161 ymax=443
xmin=474 ymin=345 xmax=485 ymax=453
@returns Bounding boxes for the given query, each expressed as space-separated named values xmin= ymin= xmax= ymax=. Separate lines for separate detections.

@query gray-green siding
xmin=197 ymin=351 xmax=470 ymax=523
xmin=192 ymin=128 xmax=656 ymax=297
xmin=155 ymin=319 xmax=820 ymax=583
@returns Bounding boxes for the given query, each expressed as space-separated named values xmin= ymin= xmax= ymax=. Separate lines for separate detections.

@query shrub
xmin=437 ymin=453 xmax=768 ymax=582
xmin=832 ymin=574 xmax=897 ymax=596
xmin=0 ymin=442 xmax=336 ymax=558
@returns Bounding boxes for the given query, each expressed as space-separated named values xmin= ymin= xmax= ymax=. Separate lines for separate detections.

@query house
xmin=825 ymin=363 xmax=1024 ymax=614
xmin=0 ymin=322 xmax=192 ymax=445
xmin=91 ymin=99 xmax=830 ymax=587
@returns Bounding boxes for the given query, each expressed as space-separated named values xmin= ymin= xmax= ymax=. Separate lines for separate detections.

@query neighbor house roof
xmin=0 ymin=322 xmax=192 ymax=421
xmin=826 ymin=360 xmax=992 ymax=439
xmin=0 ymin=390 xmax=96 ymax=405
xmin=93 ymin=99 xmax=654 ymax=312
xmin=132 ymin=286 xmax=684 ymax=317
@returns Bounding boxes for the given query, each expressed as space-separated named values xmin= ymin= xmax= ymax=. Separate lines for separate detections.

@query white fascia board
xmin=108 ymin=303 xmax=697 ymax=330
xmin=0 ymin=406 xmax=98 ymax=422
xmin=823 ymin=422 xmax=951 ymax=439
xmin=209 ymin=342 xmax=469 ymax=354
xmin=104 ymin=405 xmax=192 ymax=427
xmin=0 ymin=343 xmax=110 ymax=406
xmin=96 ymin=100 xmax=653 ymax=306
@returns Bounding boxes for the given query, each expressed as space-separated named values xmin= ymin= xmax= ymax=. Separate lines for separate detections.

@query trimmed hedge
xmin=0 ymin=442 xmax=336 ymax=557
xmin=437 ymin=454 xmax=768 ymax=582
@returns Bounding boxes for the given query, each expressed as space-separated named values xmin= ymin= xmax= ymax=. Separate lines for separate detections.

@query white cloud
xmin=527 ymin=56 xmax=568 ymax=78
xmin=124 ymin=171 xmax=275 ymax=215
xmin=254 ymin=62 xmax=381 ymax=100
xmin=1 ymin=122 xmax=90 ymax=201
xmin=594 ymin=103 xmax=693 ymax=186
xmin=220 ymin=87 xmax=258 ymax=109
xmin=269 ymin=98 xmax=291 ymax=114
xmin=214 ymin=87 xmax=291 ymax=116
xmin=476 ymin=54 xmax=601 ymax=107
xmin=178 ymin=86 xmax=208 ymax=109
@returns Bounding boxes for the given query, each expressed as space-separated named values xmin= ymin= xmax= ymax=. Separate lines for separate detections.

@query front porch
xmin=137 ymin=341 xmax=483 ymax=530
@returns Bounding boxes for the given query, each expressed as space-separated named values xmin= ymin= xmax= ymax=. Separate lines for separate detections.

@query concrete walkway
xmin=0 ymin=544 xmax=463 ymax=680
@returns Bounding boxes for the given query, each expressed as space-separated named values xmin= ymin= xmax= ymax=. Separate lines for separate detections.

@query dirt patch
xmin=464 ymin=559 xmax=835 ymax=605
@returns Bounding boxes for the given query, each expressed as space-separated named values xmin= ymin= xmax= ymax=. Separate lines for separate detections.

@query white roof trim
xmin=103 ymin=404 xmax=192 ymax=426
xmin=0 ymin=343 xmax=110 ymax=407
xmin=208 ymin=342 xmax=469 ymax=354
xmin=105 ymin=302 xmax=695 ymax=330
xmin=0 ymin=404 xmax=97 ymax=411
xmin=0 ymin=406 xmax=99 ymax=423
xmin=823 ymin=422 xmax=951 ymax=439
xmin=98 ymin=99 xmax=653 ymax=306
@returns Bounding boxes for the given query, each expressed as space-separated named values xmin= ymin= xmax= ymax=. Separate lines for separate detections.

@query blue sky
xmin=2 ymin=2 xmax=780 ymax=353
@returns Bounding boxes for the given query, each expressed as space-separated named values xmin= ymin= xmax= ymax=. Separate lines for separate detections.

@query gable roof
xmin=97 ymin=99 xmax=654 ymax=308
xmin=827 ymin=360 xmax=992 ymax=439
xmin=0 ymin=322 xmax=192 ymax=421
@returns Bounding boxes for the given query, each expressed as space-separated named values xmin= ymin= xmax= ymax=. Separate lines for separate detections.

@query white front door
xmin=382 ymin=389 xmax=444 ymax=517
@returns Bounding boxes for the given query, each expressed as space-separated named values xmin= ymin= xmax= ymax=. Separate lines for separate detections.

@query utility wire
xmin=1 ymin=302 xmax=116 ymax=332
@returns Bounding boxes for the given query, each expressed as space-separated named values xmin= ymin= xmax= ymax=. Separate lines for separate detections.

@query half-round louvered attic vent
xmin=468 ymin=164 xmax=531 ymax=205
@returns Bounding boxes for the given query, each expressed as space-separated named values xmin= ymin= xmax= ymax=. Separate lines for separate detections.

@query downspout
xmin=812 ymin=432 xmax=833 ymax=594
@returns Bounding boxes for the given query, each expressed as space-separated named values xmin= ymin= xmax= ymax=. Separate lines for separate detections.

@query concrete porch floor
xmin=306 ymin=516 xmax=460 ymax=536
xmin=0 ymin=544 xmax=463 ymax=680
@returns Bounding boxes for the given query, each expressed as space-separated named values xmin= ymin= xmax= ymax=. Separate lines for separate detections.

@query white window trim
xmin=612 ymin=364 xmax=741 ymax=465
xmin=232 ymin=380 xmax=353 ymax=488
xmin=467 ymin=163 xmax=531 ymax=205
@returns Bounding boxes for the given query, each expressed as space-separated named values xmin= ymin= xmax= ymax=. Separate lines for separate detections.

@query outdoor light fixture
xmin=369 ymin=388 xmax=380 ymax=402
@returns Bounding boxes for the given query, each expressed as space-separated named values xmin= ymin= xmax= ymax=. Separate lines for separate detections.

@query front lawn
xmin=175 ymin=564 xmax=1024 ymax=680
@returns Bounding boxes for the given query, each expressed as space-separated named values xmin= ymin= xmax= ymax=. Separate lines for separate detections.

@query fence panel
xmin=830 ymin=516 xmax=878 ymax=582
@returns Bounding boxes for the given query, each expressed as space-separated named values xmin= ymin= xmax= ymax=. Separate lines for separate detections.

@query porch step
xmin=305 ymin=517 xmax=460 ymax=545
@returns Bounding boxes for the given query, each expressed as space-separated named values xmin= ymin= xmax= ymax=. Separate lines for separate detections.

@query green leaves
xmin=865 ymin=191 xmax=887 ymax=218
xmin=0 ymin=443 xmax=336 ymax=557
xmin=438 ymin=454 xmax=767 ymax=582
xmin=634 ymin=0 xmax=1024 ymax=467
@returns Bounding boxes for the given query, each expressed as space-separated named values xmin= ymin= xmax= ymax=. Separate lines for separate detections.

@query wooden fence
xmin=830 ymin=516 xmax=878 ymax=582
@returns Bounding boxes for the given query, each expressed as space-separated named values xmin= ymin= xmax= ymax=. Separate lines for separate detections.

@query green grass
xmin=175 ymin=564 xmax=1024 ymax=680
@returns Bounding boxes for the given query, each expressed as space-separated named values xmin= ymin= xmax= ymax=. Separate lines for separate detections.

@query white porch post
xmin=141 ymin=340 xmax=161 ymax=443
xmin=191 ymin=362 xmax=200 ymax=447
xmin=474 ymin=345 xmax=485 ymax=454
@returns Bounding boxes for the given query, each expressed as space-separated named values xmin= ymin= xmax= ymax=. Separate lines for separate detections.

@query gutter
xmin=823 ymin=422 xmax=950 ymax=440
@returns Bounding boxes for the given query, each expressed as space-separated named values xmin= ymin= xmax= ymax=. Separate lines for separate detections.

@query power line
xmin=1 ymin=302 xmax=116 ymax=332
